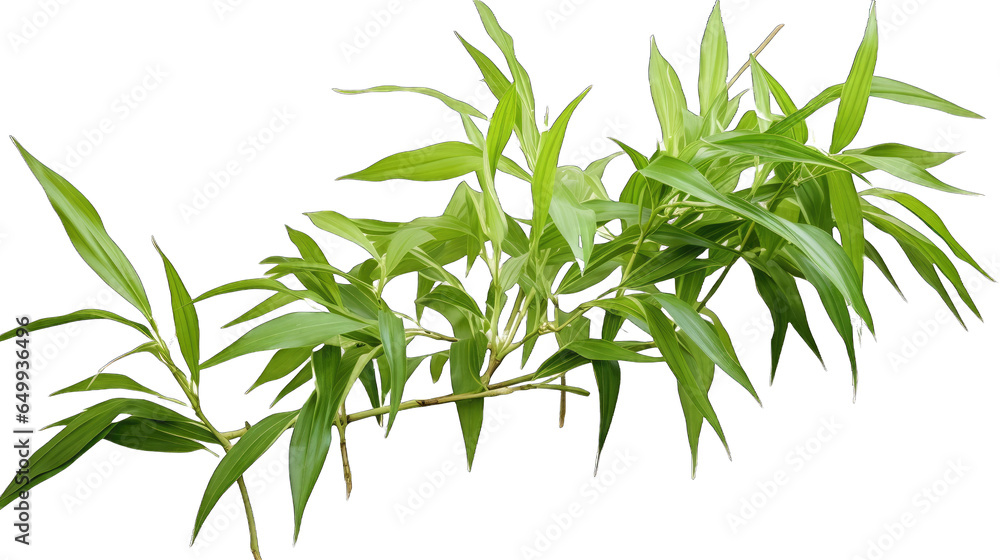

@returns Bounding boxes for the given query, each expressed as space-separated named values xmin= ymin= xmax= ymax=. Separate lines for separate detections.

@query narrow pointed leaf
xmin=192 ymin=410 xmax=298 ymax=543
xmin=333 ymin=86 xmax=487 ymax=119
xmin=11 ymin=137 xmax=152 ymax=322
xmin=202 ymin=313 xmax=366 ymax=368
xmin=831 ymin=3 xmax=878 ymax=153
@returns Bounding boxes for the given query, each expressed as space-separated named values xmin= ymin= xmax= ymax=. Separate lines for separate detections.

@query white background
xmin=1 ymin=0 xmax=998 ymax=559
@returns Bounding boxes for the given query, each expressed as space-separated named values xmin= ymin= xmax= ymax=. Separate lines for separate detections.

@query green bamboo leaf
xmin=106 ymin=418 xmax=213 ymax=455
xmin=152 ymin=239 xmax=200 ymax=385
xmin=828 ymin=172 xmax=865 ymax=278
xmin=849 ymin=154 xmax=979 ymax=195
xmin=289 ymin=345 xmax=340 ymax=541
xmin=44 ymin=398 xmax=198 ymax=431
xmin=449 ymin=335 xmax=487 ymax=470
xmin=549 ymin=180 xmax=597 ymax=267
xmin=0 ymin=309 xmax=152 ymax=342
xmin=202 ymin=313 xmax=366 ymax=369
xmin=463 ymin=113 xmax=486 ymax=149
xmin=384 ymin=228 xmax=435 ymax=276
xmin=11 ymin=137 xmax=153 ymax=323
xmin=472 ymin=0 xmax=540 ymax=168
xmin=698 ymin=1 xmax=728 ymax=116
xmin=531 ymin=87 xmax=591 ymax=241
xmin=752 ymin=262 xmax=825 ymax=382
xmin=592 ymin=311 xmax=625 ymax=473
xmin=224 ymin=293 xmax=298 ymax=329
xmin=750 ymin=56 xmax=775 ymax=129
xmin=564 ymin=339 xmax=661 ymax=363
xmin=51 ymin=373 xmax=184 ymax=405
xmin=870 ymin=77 xmax=983 ymax=119
xmin=246 ymin=347 xmax=313 ymax=394
xmin=644 ymin=304 xmax=729 ymax=458
xmin=271 ymin=361 xmax=313 ymax=409
xmin=379 ymin=309 xmax=407 ymax=435
xmin=289 ymin=390 xmax=335 ymax=541
xmin=640 ymin=157 xmax=874 ymax=333
xmin=647 ymin=293 xmax=760 ymax=404
xmin=0 ymin=426 xmax=113 ymax=509
xmin=863 ymin=205 xmax=980 ymax=322
xmin=860 ymin=188 xmax=992 ymax=279
xmin=591 ymin=358 xmax=620 ymax=473
xmin=843 ymin=143 xmax=959 ymax=170
xmin=771 ymin=76 xmax=981 ymax=138
xmin=306 ymin=211 xmax=379 ymax=258
xmin=357 ymin=359 xmax=382 ymax=424
xmin=649 ymin=38 xmax=687 ymax=156
xmin=785 ymin=248 xmax=859 ymax=397
xmin=831 ymin=2 xmax=878 ymax=153
xmin=2 ymin=398 xmax=198 ymax=508
xmin=333 ymin=85 xmax=487 ymax=119
xmin=454 ymin=32 xmax=510 ymax=99
xmin=416 ymin=285 xmax=484 ymax=319
xmin=285 ymin=227 xmax=343 ymax=308
xmin=192 ymin=410 xmax=298 ymax=543
xmin=751 ymin=57 xmax=807 ymax=141
xmin=865 ymin=241 xmax=905 ymax=299
xmin=481 ymin=83 xmax=520 ymax=247
xmin=194 ymin=278 xmax=329 ymax=309
xmin=338 ymin=142 xmax=483 ymax=183
xmin=705 ymin=132 xmax=866 ymax=179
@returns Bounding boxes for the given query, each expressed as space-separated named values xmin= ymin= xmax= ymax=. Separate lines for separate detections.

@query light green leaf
xmin=647 ymin=293 xmax=759 ymax=404
xmin=531 ymin=87 xmax=591 ymax=240
xmin=828 ymin=172 xmax=865 ymax=278
xmin=246 ymin=347 xmax=313 ymax=394
xmin=698 ymin=1 xmax=728 ymax=116
xmin=202 ymin=313 xmax=366 ymax=368
xmin=417 ymin=285 xmax=484 ymax=319
xmin=640 ymin=157 xmax=874 ymax=332
xmin=831 ymin=2 xmax=878 ymax=153
xmin=379 ymin=309 xmax=407 ymax=435
xmin=644 ymin=304 xmax=729 ymax=458
xmin=11 ymin=138 xmax=152 ymax=323
xmin=0 ymin=309 xmax=152 ymax=342
xmin=649 ymin=38 xmax=687 ymax=156
xmin=306 ymin=210 xmax=379 ymax=258
xmin=705 ymin=132 xmax=867 ymax=179
xmin=564 ymin=339 xmax=661 ymax=363
xmin=849 ymin=154 xmax=978 ymax=195
xmin=870 ymin=77 xmax=983 ymax=119
xmin=860 ymin=188 xmax=992 ymax=279
xmin=549 ymin=180 xmax=597 ymax=267
xmin=338 ymin=141 xmax=483 ymax=183
xmin=152 ymin=239 xmax=200 ymax=385
xmin=333 ymin=85 xmax=487 ymax=119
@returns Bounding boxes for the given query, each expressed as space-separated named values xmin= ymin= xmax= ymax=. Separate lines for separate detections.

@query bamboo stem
xmin=727 ymin=24 xmax=785 ymax=89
